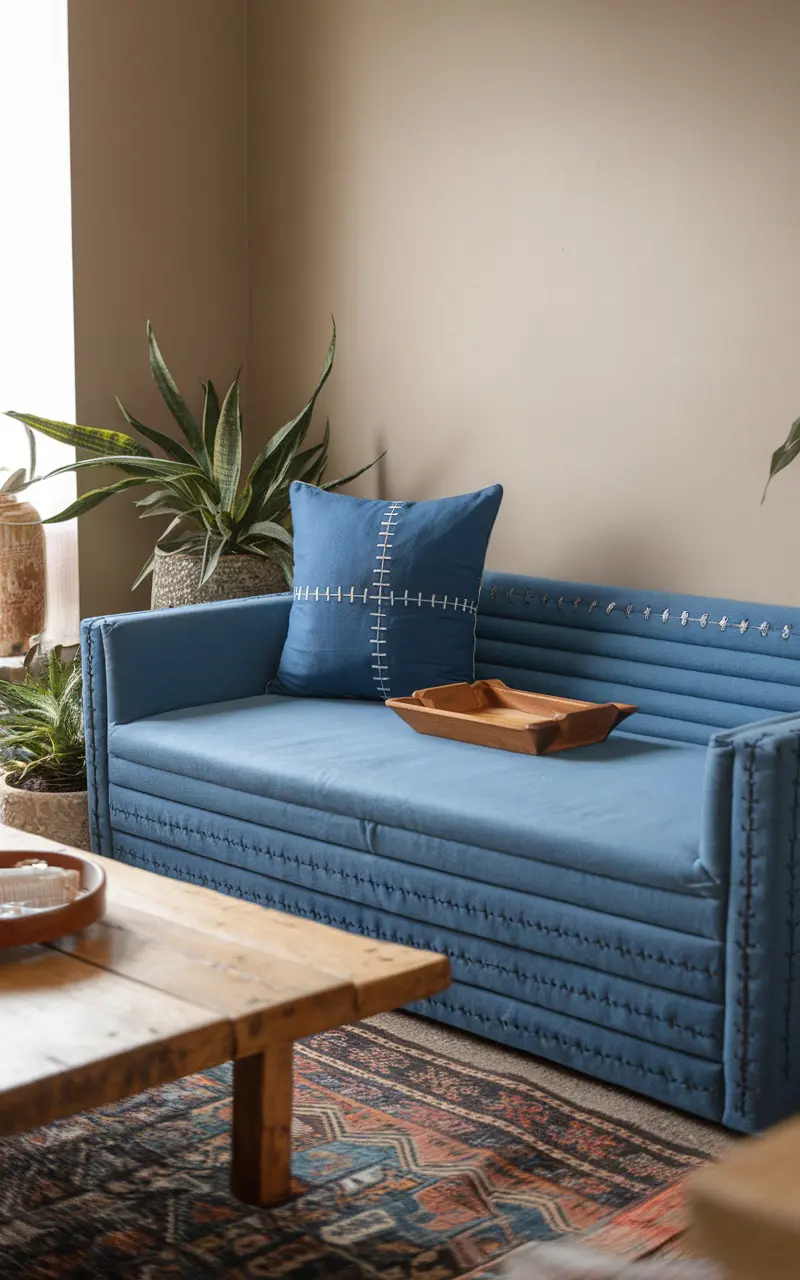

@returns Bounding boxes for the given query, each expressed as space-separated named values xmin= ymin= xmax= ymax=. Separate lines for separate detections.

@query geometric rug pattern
xmin=0 ymin=1022 xmax=704 ymax=1278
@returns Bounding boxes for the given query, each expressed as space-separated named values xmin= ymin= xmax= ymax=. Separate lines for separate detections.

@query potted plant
xmin=0 ymin=425 xmax=46 ymax=654
xmin=0 ymin=646 xmax=88 ymax=848
xmin=4 ymin=320 xmax=382 ymax=608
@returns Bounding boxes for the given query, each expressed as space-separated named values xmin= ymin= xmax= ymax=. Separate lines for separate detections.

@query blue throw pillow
xmin=272 ymin=481 xmax=503 ymax=700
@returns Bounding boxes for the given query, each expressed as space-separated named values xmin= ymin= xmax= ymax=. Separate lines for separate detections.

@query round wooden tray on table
xmin=0 ymin=848 xmax=106 ymax=948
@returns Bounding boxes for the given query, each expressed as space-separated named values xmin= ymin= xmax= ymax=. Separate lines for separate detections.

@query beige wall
xmin=247 ymin=0 xmax=800 ymax=606
xmin=68 ymin=0 xmax=247 ymax=617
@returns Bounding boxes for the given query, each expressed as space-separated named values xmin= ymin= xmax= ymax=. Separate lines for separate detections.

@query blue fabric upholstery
xmin=82 ymin=570 xmax=800 ymax=1131
xmin=272 ymin=482 xmax=502 ymax=699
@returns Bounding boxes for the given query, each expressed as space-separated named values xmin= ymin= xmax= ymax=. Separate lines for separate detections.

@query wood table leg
xmin=231 ymin=1041 xmax=294 ymax=1205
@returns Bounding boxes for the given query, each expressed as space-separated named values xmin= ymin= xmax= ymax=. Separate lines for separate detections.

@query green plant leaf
xmin=5 ymin=411 xmax=150 ymax=457
xmin=139 ymin=502 xmax=192 ymax=520
xmin=1 ymin=468 xmax=26 ymax=494
xmin=233 ymin=478 xmax=253 ymax=525
xmin=31 ymin=453 xmax=208 ymax=485
xmin=290 ymin=429 xmax=328 ymax=478
xmin=202 ymin=537 xmax=226 ymax=586
xmin=115 ymin=397 xmax=197 ymax=466
xmin=213 ymin=381 xmax=242 ymax=513
xmin=24 ymin=424 xmax=36 ymax=482
xmin=157 ymin=535 xmax=205 ymax=555
xmin=243 ymin=519 xmax=294 ymax=549
xmin=41 ymin=477 xmax=150 ymax=523
xmin=131 ymin=551 xmax=156 ymax=591
xmin=156 ymin=515 xmax=191 ymax=544
xmin=202 ymin=380 xmax=221 ymax=455
xmin=198 ymin=531 xmax=227 ymax=587
xmin=147 ymin=320 xmax=209 ymax=469
xmin=0 ymin=649 xmax=85 ymax=791
xmin=237 ymin=541 xmax=294 ymax=586
xmin=321 ymin=451 xmax=385 ymax=493
xmin=252 ymin=482 xmax=291 ymax=525
xmin=134 ymin=487 xmax=186 ymax=510
xmin=763 ymin=416 xmax=800 ymax=502
xmin=260 ymin=419 xmax=331 ymax=507
xmin=270 ymin=546 xmax=294 ymax=587
xmin=244 ymin=321 xmax=336 ymax=498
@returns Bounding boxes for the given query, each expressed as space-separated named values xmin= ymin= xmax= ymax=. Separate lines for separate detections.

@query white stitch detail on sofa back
xmin=487 ymin=585 xmax=795 ymax=641
xmin=370 ymin=502 xmax=403 ymax=698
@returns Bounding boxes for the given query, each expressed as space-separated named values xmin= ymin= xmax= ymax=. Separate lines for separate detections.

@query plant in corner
xmin=0 ymin=647 xmax=89 ymax=849
xmin=4 ymin=320 xmax=382 ymax=608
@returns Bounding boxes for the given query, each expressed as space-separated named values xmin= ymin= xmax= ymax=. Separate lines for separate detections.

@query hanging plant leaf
xmin=763 ymin=416 xmax=800 ymax=502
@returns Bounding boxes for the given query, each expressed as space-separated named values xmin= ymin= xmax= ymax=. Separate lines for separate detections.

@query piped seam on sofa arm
xmin=718 ymin=719 xmax=800 ymax=1130
xmin=81 ymin=617 xmax=111 ymax=856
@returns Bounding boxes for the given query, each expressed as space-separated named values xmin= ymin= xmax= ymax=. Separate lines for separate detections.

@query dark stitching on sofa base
xmin=85 ymin=627 xmax=101 ymax=848
xmin=109 ymin=838 xmax=720 ymax=1051
xmin=108 ymin=803 xmax=720 ymax=983
xmin=784 ymin=740 xmax=800 ymax=1080
xmin=422 ymin=998 xmax=712 ymax=1093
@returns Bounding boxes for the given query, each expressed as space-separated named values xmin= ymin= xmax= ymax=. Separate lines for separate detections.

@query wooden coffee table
xmin=0 ymin=827 xmax=450 ymax=1204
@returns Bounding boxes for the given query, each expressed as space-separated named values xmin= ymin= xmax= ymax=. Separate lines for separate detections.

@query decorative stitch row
xmin=108 ymin=803 xmax=720 ymax=980
xmin=107 ymin=811 xmax=715 ymax=1041
xmin=490 ymin=586 xmax=793 ymax=640
xmin=85 ymin=627 xmax=101 ymax=850
xmin=422 ymin=998 xmax=713 ymax=1093
xmin=294 ymin=585 xmax=478 ymax=614
xmin=110 ymin=840 xmax=714 ymax=1092
xmin=736 ymin=739 xmax=760 ymax=1117
xmin=784 ymin=741 xmax=800 ymax=1080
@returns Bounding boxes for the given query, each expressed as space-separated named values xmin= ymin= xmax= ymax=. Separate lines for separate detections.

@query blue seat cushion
xmin=108 ymin=696 xmax=719 ymax=919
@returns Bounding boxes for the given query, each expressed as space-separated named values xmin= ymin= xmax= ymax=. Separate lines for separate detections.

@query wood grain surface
xmin=0 ymin=825 xmax=450 ymax=1202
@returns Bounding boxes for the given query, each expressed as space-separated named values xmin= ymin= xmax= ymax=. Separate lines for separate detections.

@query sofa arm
xmin=81 ymin=592 xmax=292 ymax=856
xmin=705 ymin=713 xmax=800 ymax=1130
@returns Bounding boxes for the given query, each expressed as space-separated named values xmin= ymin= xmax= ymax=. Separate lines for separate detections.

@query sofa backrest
xmin=477 ymin=572 xmax=800 ymax=744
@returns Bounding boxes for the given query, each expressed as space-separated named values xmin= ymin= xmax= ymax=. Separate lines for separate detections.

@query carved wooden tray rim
xmin=0 ymin=847 xmax=106 ymax=949
xmin=386 ymin=679 xmax=637 ymax=755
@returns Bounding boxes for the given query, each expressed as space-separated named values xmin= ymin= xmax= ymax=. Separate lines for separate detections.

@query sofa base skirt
xmin=106 ymin=825 xmax=725 ymax=1124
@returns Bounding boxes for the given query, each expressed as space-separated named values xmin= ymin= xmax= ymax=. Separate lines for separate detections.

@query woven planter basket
xmin=150 ymin=547 xmax=287 ymax=610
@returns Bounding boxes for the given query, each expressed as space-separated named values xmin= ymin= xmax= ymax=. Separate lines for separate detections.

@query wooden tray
xmin=386 ymin=679 xmax=637 ymax=755
xmin=0 ymin=847 xmax=106 ymax=948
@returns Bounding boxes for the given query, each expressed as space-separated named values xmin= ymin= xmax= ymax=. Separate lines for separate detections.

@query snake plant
xmin=0 ymin=647 xmax=85 ymax=792
xmin=5 ymin=320 xmax=381 ymax=588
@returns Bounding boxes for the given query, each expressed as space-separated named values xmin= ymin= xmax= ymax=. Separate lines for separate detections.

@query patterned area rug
xmin=0 ymin=1022 xmax=703 ymax=1278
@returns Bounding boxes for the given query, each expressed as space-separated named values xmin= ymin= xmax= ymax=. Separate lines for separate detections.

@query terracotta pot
xmin=0 ymin=774 xmax=90 ymax=850
xmin=150 ymin=547 xmax=287 ymax=609
xmin=0 ymin=493 xmax=46 ymax=656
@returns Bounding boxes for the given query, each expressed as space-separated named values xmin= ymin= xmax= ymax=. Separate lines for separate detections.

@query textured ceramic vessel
xmin=0 ymin=775 xmax=90 ymax=850
xmin=0 ymin=493 xmax=46 ymax=656
xmin=150 ymin=547 xmax=287 ymax=609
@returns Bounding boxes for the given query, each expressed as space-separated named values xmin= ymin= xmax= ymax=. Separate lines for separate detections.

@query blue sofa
xmin=82 ymin=570 xmax=800 ymax=1133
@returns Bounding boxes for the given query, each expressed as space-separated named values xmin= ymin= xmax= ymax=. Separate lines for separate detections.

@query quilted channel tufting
xmin=478 ymin=572 xmax=800 ymax=745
